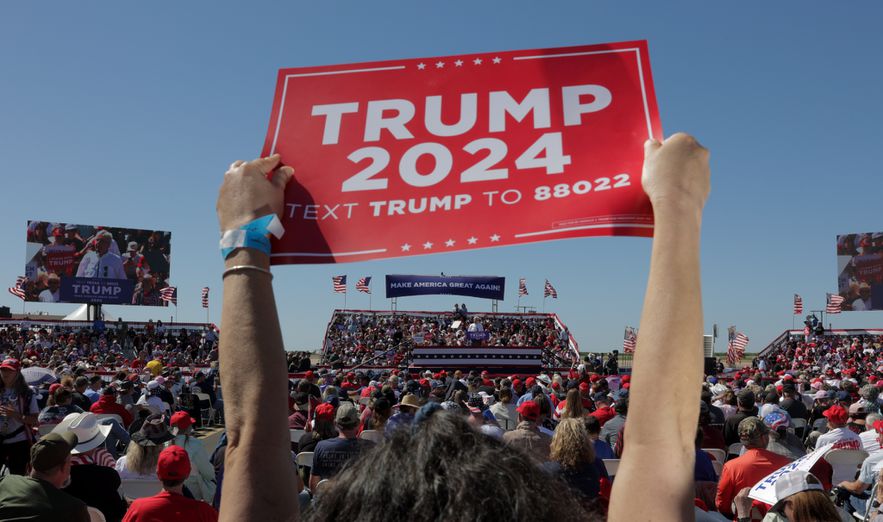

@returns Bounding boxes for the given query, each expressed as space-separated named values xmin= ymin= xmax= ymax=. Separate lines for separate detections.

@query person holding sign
xmin=215 ymin=132 xmax=710 ymax=521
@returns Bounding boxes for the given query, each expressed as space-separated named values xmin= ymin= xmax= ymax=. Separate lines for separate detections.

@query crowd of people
xmin=0 ymin=318 xmax=219 ymax=372
xmin=0 ymin=345 xmax=223 ymax=521
xmin=6 ymin=135 xmax=876 ymax=521
xmin=321 ymin=310 xmax=576 ymax=368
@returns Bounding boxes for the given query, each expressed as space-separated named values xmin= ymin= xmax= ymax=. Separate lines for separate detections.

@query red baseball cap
xmin=525 ymin=377 xmax=536 ymax=388
xmin=621 ymin=375 xmax=631 ymax=383
xmin=156 ymin=445 xmax=191 ymax=481
xmin=512 ymin=379 xmax=522 ymax=388
xmin=315 ymin=403 xmax=335 ymax=421
xmin=589 ymin=374 xmax=601 ymax=382
xmin=823 ymin=405 xmax=848 ymax=425
xmin=304 ymin=371 xmax=314 ymax=380
xmin=517 ymin=401 xmax=540 ymax=421
xmin=0 ymin=359 xmax=20 ymax=372
xmin=578 ymin=382 xmax=589 ymax=392
xmin=49 ymin=383 xmax=62 ymax=395
xmin=874 ymin=420 xmax=883 ymax=434
xmin=170 ymin=411 xmax=195 ymax=431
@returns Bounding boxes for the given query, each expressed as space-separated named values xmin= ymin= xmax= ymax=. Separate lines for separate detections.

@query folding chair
xmin=119 ymin=479 xmax=163 ymax=499
xmin=825 ymin=449 xmax=868 ymax=485
xmin=860 ymin=481 xmax=879 ymax=522
xmin=727 ymin=442 xmax=745 ymax=458
xmin=359 ymin=430 xmax=384 ymax=443
xmin=296 ymin=451 xmax=314 ymax=469
xmin=87 ymin=506 xmax=106 ymax=522
xmin=711 ymin=459 xmax=723 ymax=479
xmin=290 ymin=429 xmax=306 ymax=444
xmin=195 ymin=393 xmax=215 ymax=426
xmin=602 ymin=459 xmax=620 ymax=477
xmin=791 ymin=418 xmax=808 ymax=439
xmin=703 ymin=448 xmax=727 ymax=464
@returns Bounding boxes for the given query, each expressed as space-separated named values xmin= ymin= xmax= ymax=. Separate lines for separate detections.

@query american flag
xmin=793 ymin=294 xmax=803 ymax=315
xmin=518 ymin=278 xmax=528 ymax=296
xmin=826 ymin=293 xmax=844 ymax=314
xmin=159 ymin=286 xmax=177 ymax=306
xmin=7 ymin=276 xmax=26 ymax=300
xmin=332 ymin=275 xmax=347 ymax=293
xmin=623 ymin=326 xmax=637 ymax=353
xmin=201 ymin=287 xmax=209 ymax=308
xmin=544 ymin=279 xmax=558 ymax=298
xmin=726 ymin=327 xmax=748 ymax=365
xmin=356 ymin=277 xmax=371 ymax=294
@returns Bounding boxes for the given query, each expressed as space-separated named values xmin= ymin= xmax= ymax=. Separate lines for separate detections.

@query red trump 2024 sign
xmin=262 ymin=40 xmax=662 ymax=264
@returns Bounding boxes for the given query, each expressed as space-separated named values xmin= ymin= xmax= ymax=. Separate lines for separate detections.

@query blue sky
xmin=1 ymin=1 xmax=881 ymax=354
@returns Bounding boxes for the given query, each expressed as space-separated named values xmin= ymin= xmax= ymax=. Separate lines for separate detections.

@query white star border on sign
xmin=415 ymin=56 xmax=502 ymax=70
xmin=399 ymin=235 xmax=500 ymax=252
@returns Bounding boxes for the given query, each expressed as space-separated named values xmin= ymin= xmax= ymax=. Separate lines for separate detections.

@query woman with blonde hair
xmin=543 ymin=418 xmax=601 ymax=503
xmin=115 ymin=413 xmax=173 ymax=479
xmin=560 ymin=388 xmax=585 ymax=420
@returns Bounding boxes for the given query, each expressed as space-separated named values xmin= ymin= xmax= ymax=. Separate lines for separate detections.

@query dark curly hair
xmin=306 ymin=408 xmax=601 ymax=521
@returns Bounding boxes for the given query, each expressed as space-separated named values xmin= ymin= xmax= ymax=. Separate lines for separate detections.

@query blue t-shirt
xmin=593 ymin=439 xmax=616 ymax=460
xmin=542 ymin=461 xmax=601 ymax=500
xmin=311 ymin=437 xmax=372 ymax=479
xmin=694 ymin=448 xmax=717 ymax=482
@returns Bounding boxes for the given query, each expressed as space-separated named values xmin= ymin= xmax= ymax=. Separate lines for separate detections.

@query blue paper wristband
xmin=220 ymin=214 xmax=284 ymax=260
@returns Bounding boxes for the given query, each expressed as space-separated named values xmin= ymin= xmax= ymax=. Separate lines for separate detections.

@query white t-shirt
xmin=861 ymin=429 xmax=882 ymax=454
xmin=816 ymin=426 xmax=862 ymax=449
xmin=115 ymin=455 xmax=158 ymax=480
xmin=38 ymin=289 xmax=60 ymax=303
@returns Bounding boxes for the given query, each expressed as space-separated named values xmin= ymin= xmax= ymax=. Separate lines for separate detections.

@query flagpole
xmin=369 ymin=283 xmax=372 ymax=311
xmin=542 ymin=295 xmax=546 ymax=314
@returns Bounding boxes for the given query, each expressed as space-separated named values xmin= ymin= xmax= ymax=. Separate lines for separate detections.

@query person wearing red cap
xmin=122 ymin=446 xmax=218 ymax=521
xmin=502 ymin=399 xmax=551 ymax=462
xmin=816 ymin=404 xmax=861 ymax=449
xmin=0 ymin=358 xmax=39 ymax=475
xmin=168 ymin=411 xmax=216 ymax=502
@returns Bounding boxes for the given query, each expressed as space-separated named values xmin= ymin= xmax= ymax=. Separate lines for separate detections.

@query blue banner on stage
xmin=385 ymin=275 xmax=505 ymax=300
xmin=60 ymin=277 xmax=134 ymax=305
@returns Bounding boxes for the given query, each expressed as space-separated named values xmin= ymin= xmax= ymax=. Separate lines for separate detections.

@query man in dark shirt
xmin=723 ymin=389 xmax=758 ymax=446
xmin=0 ymin=432 xmax=90 ymax=521
xmin=71 ymin=377 xmax=93 ymax=412
xmin=66 ymin=461 xmax=128 ymax=522
xmin=779 ymin=384 xmax=808 ymax=420
xmin=309 ymin=401 xmax=372 ymax=490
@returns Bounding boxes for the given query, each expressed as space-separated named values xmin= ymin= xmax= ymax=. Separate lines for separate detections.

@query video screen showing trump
xmin=23 ymin=221 xmax=172 ymax=306
xmin=837 ymin=231 xmax=883 ymax=311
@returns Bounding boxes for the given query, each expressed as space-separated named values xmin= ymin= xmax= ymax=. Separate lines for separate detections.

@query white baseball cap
xmin=770 ymin=471 xmax=824 ymax=512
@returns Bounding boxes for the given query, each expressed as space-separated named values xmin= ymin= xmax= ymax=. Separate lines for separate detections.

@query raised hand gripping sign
xmin=262 ymin=40 xmax=662 ymax=264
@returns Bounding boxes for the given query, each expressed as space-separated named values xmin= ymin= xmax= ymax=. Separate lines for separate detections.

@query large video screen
xmin=23 ymin=221 xmax=172 ymax=306
xmin=837 ymin=232 xmax=883 ymax=311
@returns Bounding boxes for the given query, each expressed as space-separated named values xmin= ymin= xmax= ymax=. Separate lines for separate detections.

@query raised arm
xmin=609 ymin=134 xmax=711 ymax=521
xmin=216 ymin=155 xmax=299 ymax=522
